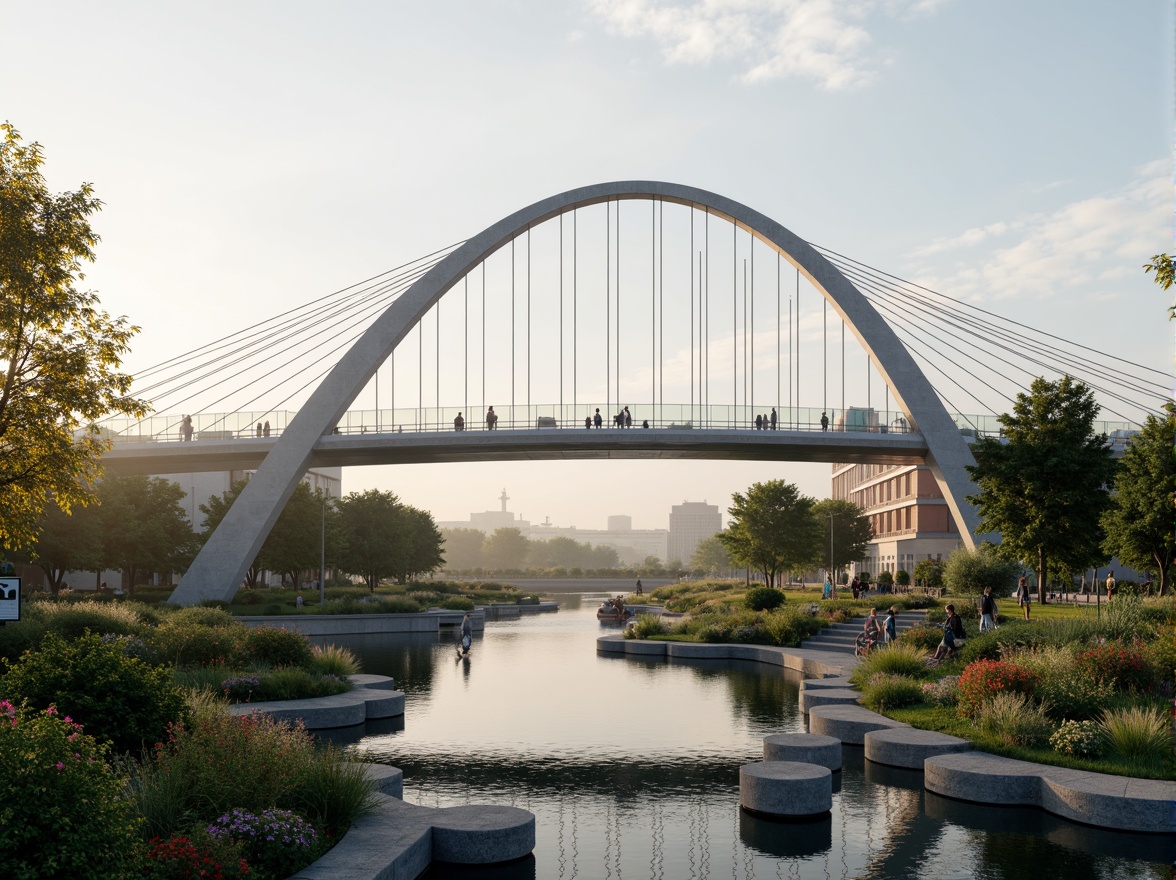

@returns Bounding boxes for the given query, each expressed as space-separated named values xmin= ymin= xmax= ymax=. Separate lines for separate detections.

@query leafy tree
xmin=1144 ymin=253 xmax=1175 ymax=319
xmin=255 ymin=482 xmax=331 ymax=589
xmin=0 ymin=124 xmax=147 ymax=551
xmin=1102 ymin=414 xmax=1176 ymax=594
xmin=96 ymin=475 xmax=195 ymax=594
xmin=334 ymin=489 xmax=409 ymax=590
xmin=966 ymin=376 xmax=1117 ymax=602
xmin=440 ymin=527 xmax=485 ymax=571
xmin=812 ymin=498 xmax=872 ymax=577
xmin=720 ymin=480 xmax=821 ymax=587
xmin=942 ymin=544 xmax=1023 ymax=597
xmin=691 ymin=534 xmax=731 ymax=576
xmin=482 ymin=527 xmax=531 ymax=571
xmin=15 ymin=498 xmax=102 ymax=593
xmin=336 ymin=490 xmax=442 ymax=588
xmin=913 ymin=558 xmax=944 ymax=589
xmin=395 ymin=504 xmax=445 ymax=583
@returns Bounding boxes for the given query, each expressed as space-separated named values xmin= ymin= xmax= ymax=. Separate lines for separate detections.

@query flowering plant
xmin=957 ymin=659 xmax=1036 ymax=717
xmin=1049 ymin=719 xmax=1103 ymax=758
xmin=0 ymin=701 xmax=139 ymax=877
xmin=1075 ymin=644 xmax=1151 ymax=692
xmin=921 ymin=675 xmax=960 ymax=706
xmin=207 ymin=808 xmax=319 ymax=878
xmin=142 ymin=834 xmax=250 ymax=879
xmin=220 ymin=676 xmax=262 ymax=702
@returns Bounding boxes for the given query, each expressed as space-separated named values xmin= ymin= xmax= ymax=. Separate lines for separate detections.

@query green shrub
xmin=849 ymin=643 xmax=927 ymax=687
xmin=171 ymin=606 xmax=239 ymax=629
xmin=627 ymin=613 xmax=669 ymax=639
xmin=199 ymin=599 xmax=231 ymax=611
xmin=894 ymin=570 xmax=910 ymax=587
xmin=0 ymin=617 xmax=46 ymax=665
xmin=244 ymin=627 xmax=313 ymax=668
xmin=877 ymin=571 xmax=894 ymax=589
xmin=941 ymin=545 xmax=1020 ymax=595
xmin=131 ymin=692 xmax=376 ymax=842
xmin=1146 ymin=630 xmax=1176 ymax=687
xmin=149 ymin=621 xmax=241 ymax=667
xmin=0 ymin=701 xmax=140 ymax=879
xmin=974 ymin=691 xmax=1053 ymax=747
xmin=861 ymin=673 xmax=924 ymax=712
xmin=2 ymin=632 xmax=188 ymax=755
xmin=439 ymin=596 xmax=475 ymax=611
xmin=1098 ymin=705 xmax=1172 ymax=763
xmin=897 ymin=624 xmax=942 ymax=652
xmin=1050 ymin=719 xmax=1103 ymax=758
xmin=308 ymin=644 xmax=360 ymax=678
xmin=921 ymin=675 xmax=959 ymax=706
xmin=745 ymin=586 xmax=785 ymax=611
xmin=256 ymin=668 xmax=349 ymax=701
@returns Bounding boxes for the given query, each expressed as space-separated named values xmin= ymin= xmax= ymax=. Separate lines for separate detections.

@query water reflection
xmin=327 ymin=597 xmax=1173 ymax=879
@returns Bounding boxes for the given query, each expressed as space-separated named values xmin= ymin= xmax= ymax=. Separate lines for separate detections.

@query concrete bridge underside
xmin=167 ymin=180 xmax=982 ymax=606
xmin=105 ymin=429 xmax=933 ymax=475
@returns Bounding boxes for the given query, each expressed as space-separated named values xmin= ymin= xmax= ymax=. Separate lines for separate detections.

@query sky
xmin=2 ymin=1 xmax=1172 ymax=532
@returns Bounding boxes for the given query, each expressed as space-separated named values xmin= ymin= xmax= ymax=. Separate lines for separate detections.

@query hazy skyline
xmin=2 ymin=1 xmax=1170 ymax=529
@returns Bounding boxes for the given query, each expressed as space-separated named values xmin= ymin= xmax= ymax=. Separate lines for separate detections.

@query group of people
xmin=585 ymin=407 xmax=640 ymax=428
xmin=862 ymin=601 xmax=967 ymax=662
xmin=255 ymin=421 xmax=271 ymax=438
xmin=753 ymin=409 xmax=779 ymax=430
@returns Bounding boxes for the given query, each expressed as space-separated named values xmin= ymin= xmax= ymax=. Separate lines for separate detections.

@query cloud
xmin=585 ymin=0 xmax=946 ymax=90
xmin=904 ymin=161 xmax=1171 ymax=302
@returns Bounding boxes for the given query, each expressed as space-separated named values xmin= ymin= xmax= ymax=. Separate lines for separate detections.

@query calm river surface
xmin=327 ymin=596 xmax=1173 ymax=880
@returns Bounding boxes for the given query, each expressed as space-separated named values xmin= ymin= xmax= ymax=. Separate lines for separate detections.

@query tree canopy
xmin=942 ymin=544 xmax=1021 ymax=596
xmin=96 ymin=476 xmax=195 ymax=593
xmin=336 ymin=489 xmax=443 ymax=589
xmin=691 ymin=534 xmax=731 ymax=576
xmin=20 ymin=498 xmax=101 ymax=593
xmin=966 ymin=376 xmax=1117 ymax=601
xmin=1101 ymin=414 xmax=1176 ymax=594
xmin=0 ymin=124 xmax=146 ymax=551
xmin=720 ymin=480 xmax=821 ymax=587
xmin=811 ymin=498 xmax=872 ymax=576
xmin=254 ymin=482 xmax=331 ymax=589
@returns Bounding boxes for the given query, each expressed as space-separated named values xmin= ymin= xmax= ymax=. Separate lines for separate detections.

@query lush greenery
xmin=857 ymin=596 xmax=1176 ymax=779
xmin=0 ymin=701 xmax=140 ymax=879
xmin=1100 ymin=414 xmax=1176 ymax=595
xmin=967 ymin=376 xmax=1118 ymax=602
xmin=0 ymin=123 xmax=147 ymax=553
xmin=2 ymin=631 xmax=189 ymax=754
xmin=336 ymin=489 xmax=444 ymax=588
xmin=0 ymin=597 xmax=378 ymax=878
xmin=719 ymin=480 xmax=824 ymax=587
xmin=941 ymin=544 xmax=1021 ymax=598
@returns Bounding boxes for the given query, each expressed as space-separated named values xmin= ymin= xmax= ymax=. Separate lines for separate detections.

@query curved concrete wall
xmin=172 ymin=182 xmax=981 ymax=605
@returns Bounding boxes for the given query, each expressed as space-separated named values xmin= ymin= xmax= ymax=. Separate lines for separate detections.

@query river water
xmin=330 ymin=595 xmax=1173 ymax=880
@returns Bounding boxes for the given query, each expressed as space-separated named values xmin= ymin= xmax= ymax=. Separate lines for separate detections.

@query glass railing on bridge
xmin=95 ymin=406 xmax=1140 ymax=445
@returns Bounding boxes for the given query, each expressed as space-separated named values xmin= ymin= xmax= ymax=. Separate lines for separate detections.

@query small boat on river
xmin=596 ymin=600 xmax=633 ymax=622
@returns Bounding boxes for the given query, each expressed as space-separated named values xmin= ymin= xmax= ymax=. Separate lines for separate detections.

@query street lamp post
xmin=828 ymin=513 xmax=836 ymax=591
xmin=320 ymin=493 xmax=326 ymax=607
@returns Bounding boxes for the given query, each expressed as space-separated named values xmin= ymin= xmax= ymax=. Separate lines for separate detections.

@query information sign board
xmin=0 ymin=578 xmax=21 ymax=621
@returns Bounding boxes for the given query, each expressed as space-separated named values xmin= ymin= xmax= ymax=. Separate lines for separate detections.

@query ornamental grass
xmin=861 ymin=673 xmax=925 ymax=713
xmin=1098 ymin=705 xmax=1173 ymax=764
xmin=973 ymin=691 xmax=1053 ymax=747
xmin=849 ymin=643 xmax=927 ymax=688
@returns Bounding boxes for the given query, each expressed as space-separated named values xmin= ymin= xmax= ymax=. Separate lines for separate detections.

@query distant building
xmin=438 ymin=490 xmax=668 ymax=563
xmin=831 ymin=462 xmax=962 ymax=577
xmin=668 ymin=501 xmax=722 ymax=566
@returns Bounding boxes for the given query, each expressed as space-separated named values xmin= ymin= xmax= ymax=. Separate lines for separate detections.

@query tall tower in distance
xmin=668 ymin=501 xmax=722 ymax=566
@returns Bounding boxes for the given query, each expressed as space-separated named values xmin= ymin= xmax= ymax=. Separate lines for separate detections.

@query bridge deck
xmin=102 ymin=428 xmax=930 ymax=475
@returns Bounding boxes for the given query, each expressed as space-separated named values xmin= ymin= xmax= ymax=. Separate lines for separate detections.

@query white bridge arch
xmin=168 ymin=181 xmax=980 ymax=605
